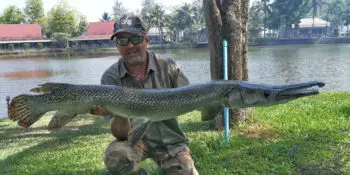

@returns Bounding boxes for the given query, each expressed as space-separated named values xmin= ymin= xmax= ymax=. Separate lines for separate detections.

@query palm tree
xmin=311 ymin=0 xmax=327 ymax=27
xmin=100 ymin=12 xmax=111 ymax=22
xmin=147 ymin=4 xmax=165 ymax=43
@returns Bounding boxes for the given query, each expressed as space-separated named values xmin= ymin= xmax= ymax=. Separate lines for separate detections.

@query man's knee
xmin=104 ymin=141 xmax=144 ymax=175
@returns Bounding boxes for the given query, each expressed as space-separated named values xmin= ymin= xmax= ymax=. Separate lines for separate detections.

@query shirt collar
xmin=119 ymin=50 xmax=157 ymax=78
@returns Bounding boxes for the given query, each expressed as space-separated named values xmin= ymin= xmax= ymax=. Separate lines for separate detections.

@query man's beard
xmin=124 ymin=55 xmax=146 ymax=67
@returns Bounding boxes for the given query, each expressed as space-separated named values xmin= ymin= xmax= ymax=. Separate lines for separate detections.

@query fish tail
xmin=8 ymin=95 xmax=46 ymax=128
xmin=30 ymin=83 xmax=70 ymax=94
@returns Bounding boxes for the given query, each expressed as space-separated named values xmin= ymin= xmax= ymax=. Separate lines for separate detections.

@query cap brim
xmin=110 ymin=28 xmax=144 ymax=40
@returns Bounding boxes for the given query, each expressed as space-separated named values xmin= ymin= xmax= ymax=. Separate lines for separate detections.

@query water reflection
xmin=0 ymin=69 xmax=54 ymax=79
xmin=1 ymin=44 xmax=350 ymax=118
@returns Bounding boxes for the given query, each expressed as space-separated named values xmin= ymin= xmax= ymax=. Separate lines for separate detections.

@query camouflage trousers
xmin=104 ymin=140 xmax=199 ymax=175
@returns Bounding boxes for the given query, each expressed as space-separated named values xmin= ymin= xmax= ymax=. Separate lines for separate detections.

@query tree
xmin=46 ymin=0 xmax=84 ymax=38
xmin=344 ymin=0 xmax=350 ymax=34
xmin=100 ymin=12 xmax=112 ymax=22
xmin=310 ymin=0 xmax=324 ymax=26
xmin=0 ymin=5 xmax=25 ymax=24
xmin=23 ymin=0 xmax=45 ymax=24
xmin=191 ymin=0 xmax=206 ymax=31
xmin=248 ymin=1 xmax=265 ymax=36
xmin=202 ymin=0 xmax=250 ymax=127
xmin=140 ymin=0 xmax=154 ymax=26
xmin=322 ymin=0 xmax=346 ymax=35
xmin=147 ymin=4 xmax=165 ymax=43
xmin=73 ymin=15 xmax=88 ymax=37
xmin=112 ymin=0 xmax=127 ymax=20
xmin=269 ymin=0 xmax=310 ymax=37
xmin=175 ymin=3 xmax=195 ymax=32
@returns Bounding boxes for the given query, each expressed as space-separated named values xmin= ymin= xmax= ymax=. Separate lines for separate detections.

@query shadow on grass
xmin=0 ymin=116 xmax=110 ymax=174
xmin=340 ymin=106 xmax=350 ymax=119
xmin=29 ymin=169 xmax=109 ymax=175
xmin=180 ymin=120 xmax=214 ymax=132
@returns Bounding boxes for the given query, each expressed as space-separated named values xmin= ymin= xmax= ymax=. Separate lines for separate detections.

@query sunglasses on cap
xmin=116 ymin=36 xmax=144 ymax=46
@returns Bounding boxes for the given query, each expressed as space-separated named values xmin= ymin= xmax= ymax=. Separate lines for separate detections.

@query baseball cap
xmin=111 ymin=14 xmax=147 ymax=40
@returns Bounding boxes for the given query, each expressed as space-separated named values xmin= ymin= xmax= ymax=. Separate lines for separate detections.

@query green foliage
xmin=8 ymin=44 xmax=15 ymax=50
xmin=269 ymin=0 xmax=310 ymax=29
xmin=51 ymin=32 xmax=71 ymax=48
xmin=140 ymin=0 xmax=154 ymax=24
xmin=0 ymin=5 xmax=25 ymax=24
xmin=37 ymin=42 xmax=44 ymax=49
xmin=73 ymin=15 xmax=88 ymax=37
xmin=112 ymin=0 xmax=128 ymax=20
xmin=322 ymin=0 xmax=346 ymax=29
xmin=23 ymin=43 xmax=30 ymax=49
xmin=0 ymin=92 xmax=349 ymax=174
xmin=46 ymin=0 xmax=85 ymax=38
xmin=24 ymin=0 xmax=45 ymax=24
xmin=249 ymin=1 xmax=265 ymax=30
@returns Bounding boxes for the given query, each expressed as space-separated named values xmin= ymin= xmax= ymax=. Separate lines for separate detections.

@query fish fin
xmin=48 ymin=110 xmax=77 ymax=130
xmin=30 ymin=83 xmax=71 ymax=94
xmin=8 ymin=94 xmax=46 ymax=128
xmin=128 ymin=119 xmax=152 ymax=147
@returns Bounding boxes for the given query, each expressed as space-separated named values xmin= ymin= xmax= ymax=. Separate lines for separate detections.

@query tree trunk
xmin=201 ymin=0 xmax=250 ymax=128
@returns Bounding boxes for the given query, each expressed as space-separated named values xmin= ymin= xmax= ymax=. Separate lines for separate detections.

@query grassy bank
xmin=0 ymin=92 xmax=349 ymax=174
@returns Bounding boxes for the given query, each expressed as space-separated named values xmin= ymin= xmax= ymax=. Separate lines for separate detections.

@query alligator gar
xmin=8 ymin=80 xmax=324 ymax=145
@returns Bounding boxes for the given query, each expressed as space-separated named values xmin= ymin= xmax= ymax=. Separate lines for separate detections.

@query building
xmin=298 ymin=18 xmax=331 ymax=38
xmin=0 ymin=24 xmax=51 ymax=50
xmin=70 ymin=21 xmax=115 ymax=48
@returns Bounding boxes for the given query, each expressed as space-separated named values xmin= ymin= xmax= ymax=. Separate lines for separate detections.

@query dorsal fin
xmin=30 ymin=83 xmax=71 ymax=94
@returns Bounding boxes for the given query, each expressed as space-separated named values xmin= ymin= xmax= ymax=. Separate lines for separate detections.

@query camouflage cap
xmin=111 ymin=14 xmax=147 ymax=40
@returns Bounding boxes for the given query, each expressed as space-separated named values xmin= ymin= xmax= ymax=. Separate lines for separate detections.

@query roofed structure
xmin=299 ymin=18 xmax=330 ymax=28
xmin=73 ymin=21 xmax=115 ymax=40
xmin=0 ymin=24 xmax=42 ymax=41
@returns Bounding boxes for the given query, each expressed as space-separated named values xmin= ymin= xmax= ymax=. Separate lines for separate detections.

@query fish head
xmin=226 ymin=81 xmax=325 ymax=108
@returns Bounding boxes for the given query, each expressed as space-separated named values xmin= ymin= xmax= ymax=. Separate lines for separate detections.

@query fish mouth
xmin=275 ymin=81 xmax=325 ymax=100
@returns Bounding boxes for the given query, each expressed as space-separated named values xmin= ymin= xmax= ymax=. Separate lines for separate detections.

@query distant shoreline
xmin=1 ymin=37 xmax=350 ymax=58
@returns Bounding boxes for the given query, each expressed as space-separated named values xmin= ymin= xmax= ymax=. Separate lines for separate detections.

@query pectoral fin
xmin=48 ymin=110 xmax=77 ymax=130
xmin=128 ymin=119 xmax=152 ymax=147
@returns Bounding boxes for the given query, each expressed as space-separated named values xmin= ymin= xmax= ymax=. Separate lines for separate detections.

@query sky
xmin=0 ymin=0 xmax=256 ymax=22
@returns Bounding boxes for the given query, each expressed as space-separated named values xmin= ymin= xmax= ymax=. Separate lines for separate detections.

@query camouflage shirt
xmin=101 ymin=50 xmax=190 ymax=156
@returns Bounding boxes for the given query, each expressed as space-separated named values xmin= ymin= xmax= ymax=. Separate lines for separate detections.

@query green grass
xmin=0 ymin=92 xmax=349 ymax=175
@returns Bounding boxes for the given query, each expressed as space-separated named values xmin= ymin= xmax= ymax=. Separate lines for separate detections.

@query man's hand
xmin=90 ymin=105 xmax=112 ymax=116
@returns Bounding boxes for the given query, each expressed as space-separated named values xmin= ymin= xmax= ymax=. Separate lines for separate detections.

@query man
xmin=92 ymin=14 xmax=199 ymax=175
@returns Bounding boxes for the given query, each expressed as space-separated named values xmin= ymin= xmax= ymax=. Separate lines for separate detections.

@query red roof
xmin=86 ymin=21 xmax=115 ymax=35
xmin=73 ymin=21 xmax=114 ymax=39
xmin=0 ymin=24 xmax=42 ymax=41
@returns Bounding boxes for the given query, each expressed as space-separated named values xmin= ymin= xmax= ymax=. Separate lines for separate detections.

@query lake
xmin=1 ymin=44 xmax=350 ymax=118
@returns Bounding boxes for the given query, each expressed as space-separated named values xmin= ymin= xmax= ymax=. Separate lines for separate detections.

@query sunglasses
xmin=116 ymin=36 xmax=144 ymax=46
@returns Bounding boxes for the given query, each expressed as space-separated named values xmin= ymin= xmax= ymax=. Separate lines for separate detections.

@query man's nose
xmin=126 ymin=42 xmax=134 ymax=48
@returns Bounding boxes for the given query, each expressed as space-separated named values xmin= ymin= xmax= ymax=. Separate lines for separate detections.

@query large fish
xmin=8 ymin=80 xmax=324 ymax=145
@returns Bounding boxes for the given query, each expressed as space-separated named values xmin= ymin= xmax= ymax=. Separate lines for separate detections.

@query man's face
xmin=116 ymin=33 xmax=148 ymax=67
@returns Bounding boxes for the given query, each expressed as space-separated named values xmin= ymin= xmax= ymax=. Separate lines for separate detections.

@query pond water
xmin=1 ymin=44 xmax=350 ymax=118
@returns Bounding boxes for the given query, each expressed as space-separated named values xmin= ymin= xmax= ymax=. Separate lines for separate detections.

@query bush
xmin=8 ymin=44 xmax=14 ymax=51
xmin=23 ymin=43 xmax=30 ymax=50
xmin=51 ymin=33 xmax=71 ymax=48
xmin=37 ymin=42 xmax=44 ymax=49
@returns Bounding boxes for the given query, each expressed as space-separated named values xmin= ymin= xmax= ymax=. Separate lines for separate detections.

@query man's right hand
xmin=90 ymin=105 xmax=112 ymax=116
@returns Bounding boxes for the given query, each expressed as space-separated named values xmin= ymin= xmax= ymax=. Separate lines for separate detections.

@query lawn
xmin=0 ymin=92 xmax=349 ymax=175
